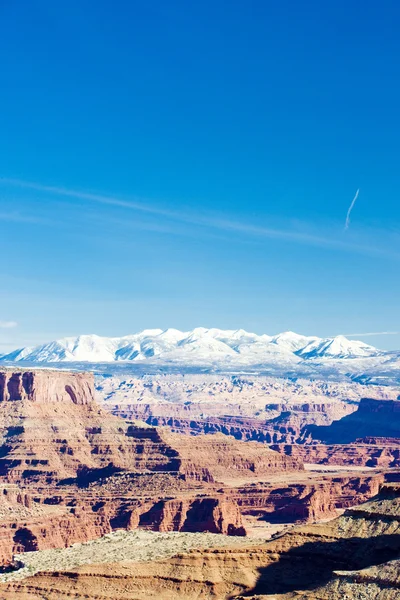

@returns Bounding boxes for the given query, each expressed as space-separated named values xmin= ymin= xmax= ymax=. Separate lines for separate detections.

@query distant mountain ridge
xmin=0 ymin=328 xmax=381 ymax=364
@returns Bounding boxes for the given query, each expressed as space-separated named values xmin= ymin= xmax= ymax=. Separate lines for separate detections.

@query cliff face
xmin=306 ymin=397 xmax=400 ymax=443
xmin=2 ymin=485 xmax=400 ymax=599
xmin=0 ymin=369 xmax=301 ymax=485
xmin=272 ymin=438 xmax=400 ymax=467
xmin=137 ymin=496 xmax=246 ymax=535
xmin=0 ymin=384 xmax=182 ymax=483
xmin=229 ymin=473 xmax=385 ymax=523
xmin=0 ymin=370 xmax=95 ymax=404
xmin=113 ymin=403 xmax=356 ymax=445
xmin=0 ymin=369 xmax=305 ymax=564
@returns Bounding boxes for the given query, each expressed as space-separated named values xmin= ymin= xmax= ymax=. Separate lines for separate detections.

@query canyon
xmin=99 ymin=374 xmax=400 ymax=470
xmin=0 ymin=367 xmax=398 ymax=599
xmin=2 ymin=483 xmax=399 ymax=599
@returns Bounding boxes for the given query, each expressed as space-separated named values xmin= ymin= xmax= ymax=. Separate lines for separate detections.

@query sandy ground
xmin=0 ymin=529 xmax=264 ymax=583
xmin=218 ymin=463 xmax=379 ymax=487
xmin=304 ymin=463 xmax=376 ymax=472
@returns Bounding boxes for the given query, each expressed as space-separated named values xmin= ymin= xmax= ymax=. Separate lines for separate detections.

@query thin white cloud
xmin=0 ymin=177 xmax=179 ymax=219
xmin=0 ymin=321 xmax=17 ymax=328
xmin=344 ymin=188 xmax=360 ymax=231
xmin=343 ymin=331 xmax=400 ymax=338
xmin=0 ymin=212 xmax=50 ymax=225
xmin=1 ymin=177 xmax=397 ymax=259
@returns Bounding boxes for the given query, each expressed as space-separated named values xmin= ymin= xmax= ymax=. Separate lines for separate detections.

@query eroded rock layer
xmin=0 ymin=368 xmax=309 ymax=564
xmin=112 ymin=406 xmax=357 ymax=445
xmin=307 ymin=397 xmax=400 ymax=443
xmin=0 ymin=366 xmax=398 ymax=593
xmin=272 ymin=437 xmax=400 ymax=467
xmin=0 ymin=369 xmax=300 ymax=484
xmin=2 ymin=484 xmax=400 ymax=599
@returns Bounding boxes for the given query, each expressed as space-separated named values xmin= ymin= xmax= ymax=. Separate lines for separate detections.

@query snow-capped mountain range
xmin=0 ymin=327 xmax=383 ymax=364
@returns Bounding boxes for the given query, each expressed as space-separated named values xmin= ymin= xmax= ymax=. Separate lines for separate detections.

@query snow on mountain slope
xmin=7 ymin=335 xmax=121 ymax=363
xmin=297 ymin=335 xmax=379 ymax=359
xmin=176 ymin=330 xmax=238 ymax=356
xmin=270 ymin=331 xmax=319 ymax=352
xmin=0 ymin=328 xmax=383 ymax=366
xmin=116 ymin=329 xmax=184 ymax=360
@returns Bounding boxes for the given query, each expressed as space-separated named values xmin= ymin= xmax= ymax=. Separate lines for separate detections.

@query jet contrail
xmin=343 ymin=331 xmax=400 ymax=338
xmin=344 ymin=188 xmax=359 ymax=230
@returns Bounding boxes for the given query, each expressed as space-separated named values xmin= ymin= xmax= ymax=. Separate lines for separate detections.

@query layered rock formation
xmin=1 ymin=366 xmax=398 ymax=594
xmin=0 ymin=368 xmax=306 ymax=564
xmin=0 ymin=370 xmax=95 ymax=404
xmin=97 ymin=374 xmax=397 ymax=419
xmin=161 ymin=431 xmax=301 ymax=478
xmin=307 ymin=397 xmax=400 ymax=443
xmin=111 ymin=402 xmax=360 ymax=445
xmin=272 ymin=437 xmax=400 ymax=467
xmin=2 ymin=484 xmax=400 ymax=599
xmin=138 ymin=398 xmax=400 ymax=450
xmin=228 ymin=471 xmax=385 ymax=523
xmin=0 ymin=369 xmax=300 ymax=484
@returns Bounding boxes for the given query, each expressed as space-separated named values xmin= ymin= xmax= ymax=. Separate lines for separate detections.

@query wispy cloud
xmin=343 ymin=331 xmax=400 ymax=338
xmin=0 ymin=212 xmax=51 ymax=225
xmin=0 ymin=321 xmax=17 ymax=328
xmin=1 ymin=177 xmax=397 ymax=259
xmin=344 ymin=188 xmax=360 ymax=231
xmin=0 ymin=177 xmax=180 ymax=219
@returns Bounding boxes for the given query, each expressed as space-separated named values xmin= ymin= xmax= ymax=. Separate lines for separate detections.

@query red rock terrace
xmin=0 ymin=368 xmax=397 ymax=567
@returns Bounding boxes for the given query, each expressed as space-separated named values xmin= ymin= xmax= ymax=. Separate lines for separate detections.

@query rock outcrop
xmin=0 ymin=366 xmax=398 ymax=590
xmin=307 ymin=397 xmax=400 ymax=443
xmin=272 ymin=437 xmax=400 ymax=467
xmin=0 ymin=368 xmax=305 ymax=564
xmin=0 ymin=370 xmax=95 ymax=404
xmin=2 ymin=484 xmax=400 ymax=599
xmin=0 ymin=369 xmax=301 ymax=484
xmin=137 ymin=496 xmax=246 ymax=535
xmin=112 ymin=405 xmax=358 ymax=445
xmin=229 ymin=471 xmax=385 ymax=522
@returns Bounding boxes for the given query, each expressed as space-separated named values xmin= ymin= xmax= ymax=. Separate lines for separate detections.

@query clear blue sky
xmin=1 ymin=0 xmax=400 ymax=352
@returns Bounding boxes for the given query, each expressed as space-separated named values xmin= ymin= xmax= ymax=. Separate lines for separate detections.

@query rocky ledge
xmin=1 ymin=484 xmax=400 ymax=599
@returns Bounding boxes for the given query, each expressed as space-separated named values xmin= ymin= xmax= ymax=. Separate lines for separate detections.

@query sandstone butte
xmin=1 ymin=483 xmax=400 ymax=599
xmin=0 ymin=368 xmax=399 ymax=592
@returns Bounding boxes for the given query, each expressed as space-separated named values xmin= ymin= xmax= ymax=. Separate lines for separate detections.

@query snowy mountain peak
xmin=270 ymin=331 xmax=319 ymax=352
xmin=297 ymin=335 xmax=378 ymax=359
xmin=0 ymin=328 xmax=381 ymax=365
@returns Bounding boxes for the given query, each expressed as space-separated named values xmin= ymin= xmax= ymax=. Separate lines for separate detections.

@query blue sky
xmin=1 ymin=0 xmax=400 ymax=352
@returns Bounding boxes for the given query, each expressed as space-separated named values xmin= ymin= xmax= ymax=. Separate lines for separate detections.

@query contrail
xmin=3 ymin=177 xmax=399 ymax=260
xmin=344 ymin=188 xmax=359 ymax=230
xmin=343 ymin=331 xmax=400 ymax=338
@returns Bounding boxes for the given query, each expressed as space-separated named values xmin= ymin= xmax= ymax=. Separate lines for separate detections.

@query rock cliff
xmin=0 ymin=367 xmax=397 ymax=588
xmin=0 ymin=369 xmax=300 ymax=484
xmin=307 ymin=397 xmax=400 ymax=443
xmin=272 ymin=437 xmax=400 ymax=467
xmin=0 ymin=368 xmax=305 ymax=564
xmin=2 ymin=484 xmax=400 ymax=599
xmin=113 ymin=405 xmax=357 ymax=445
